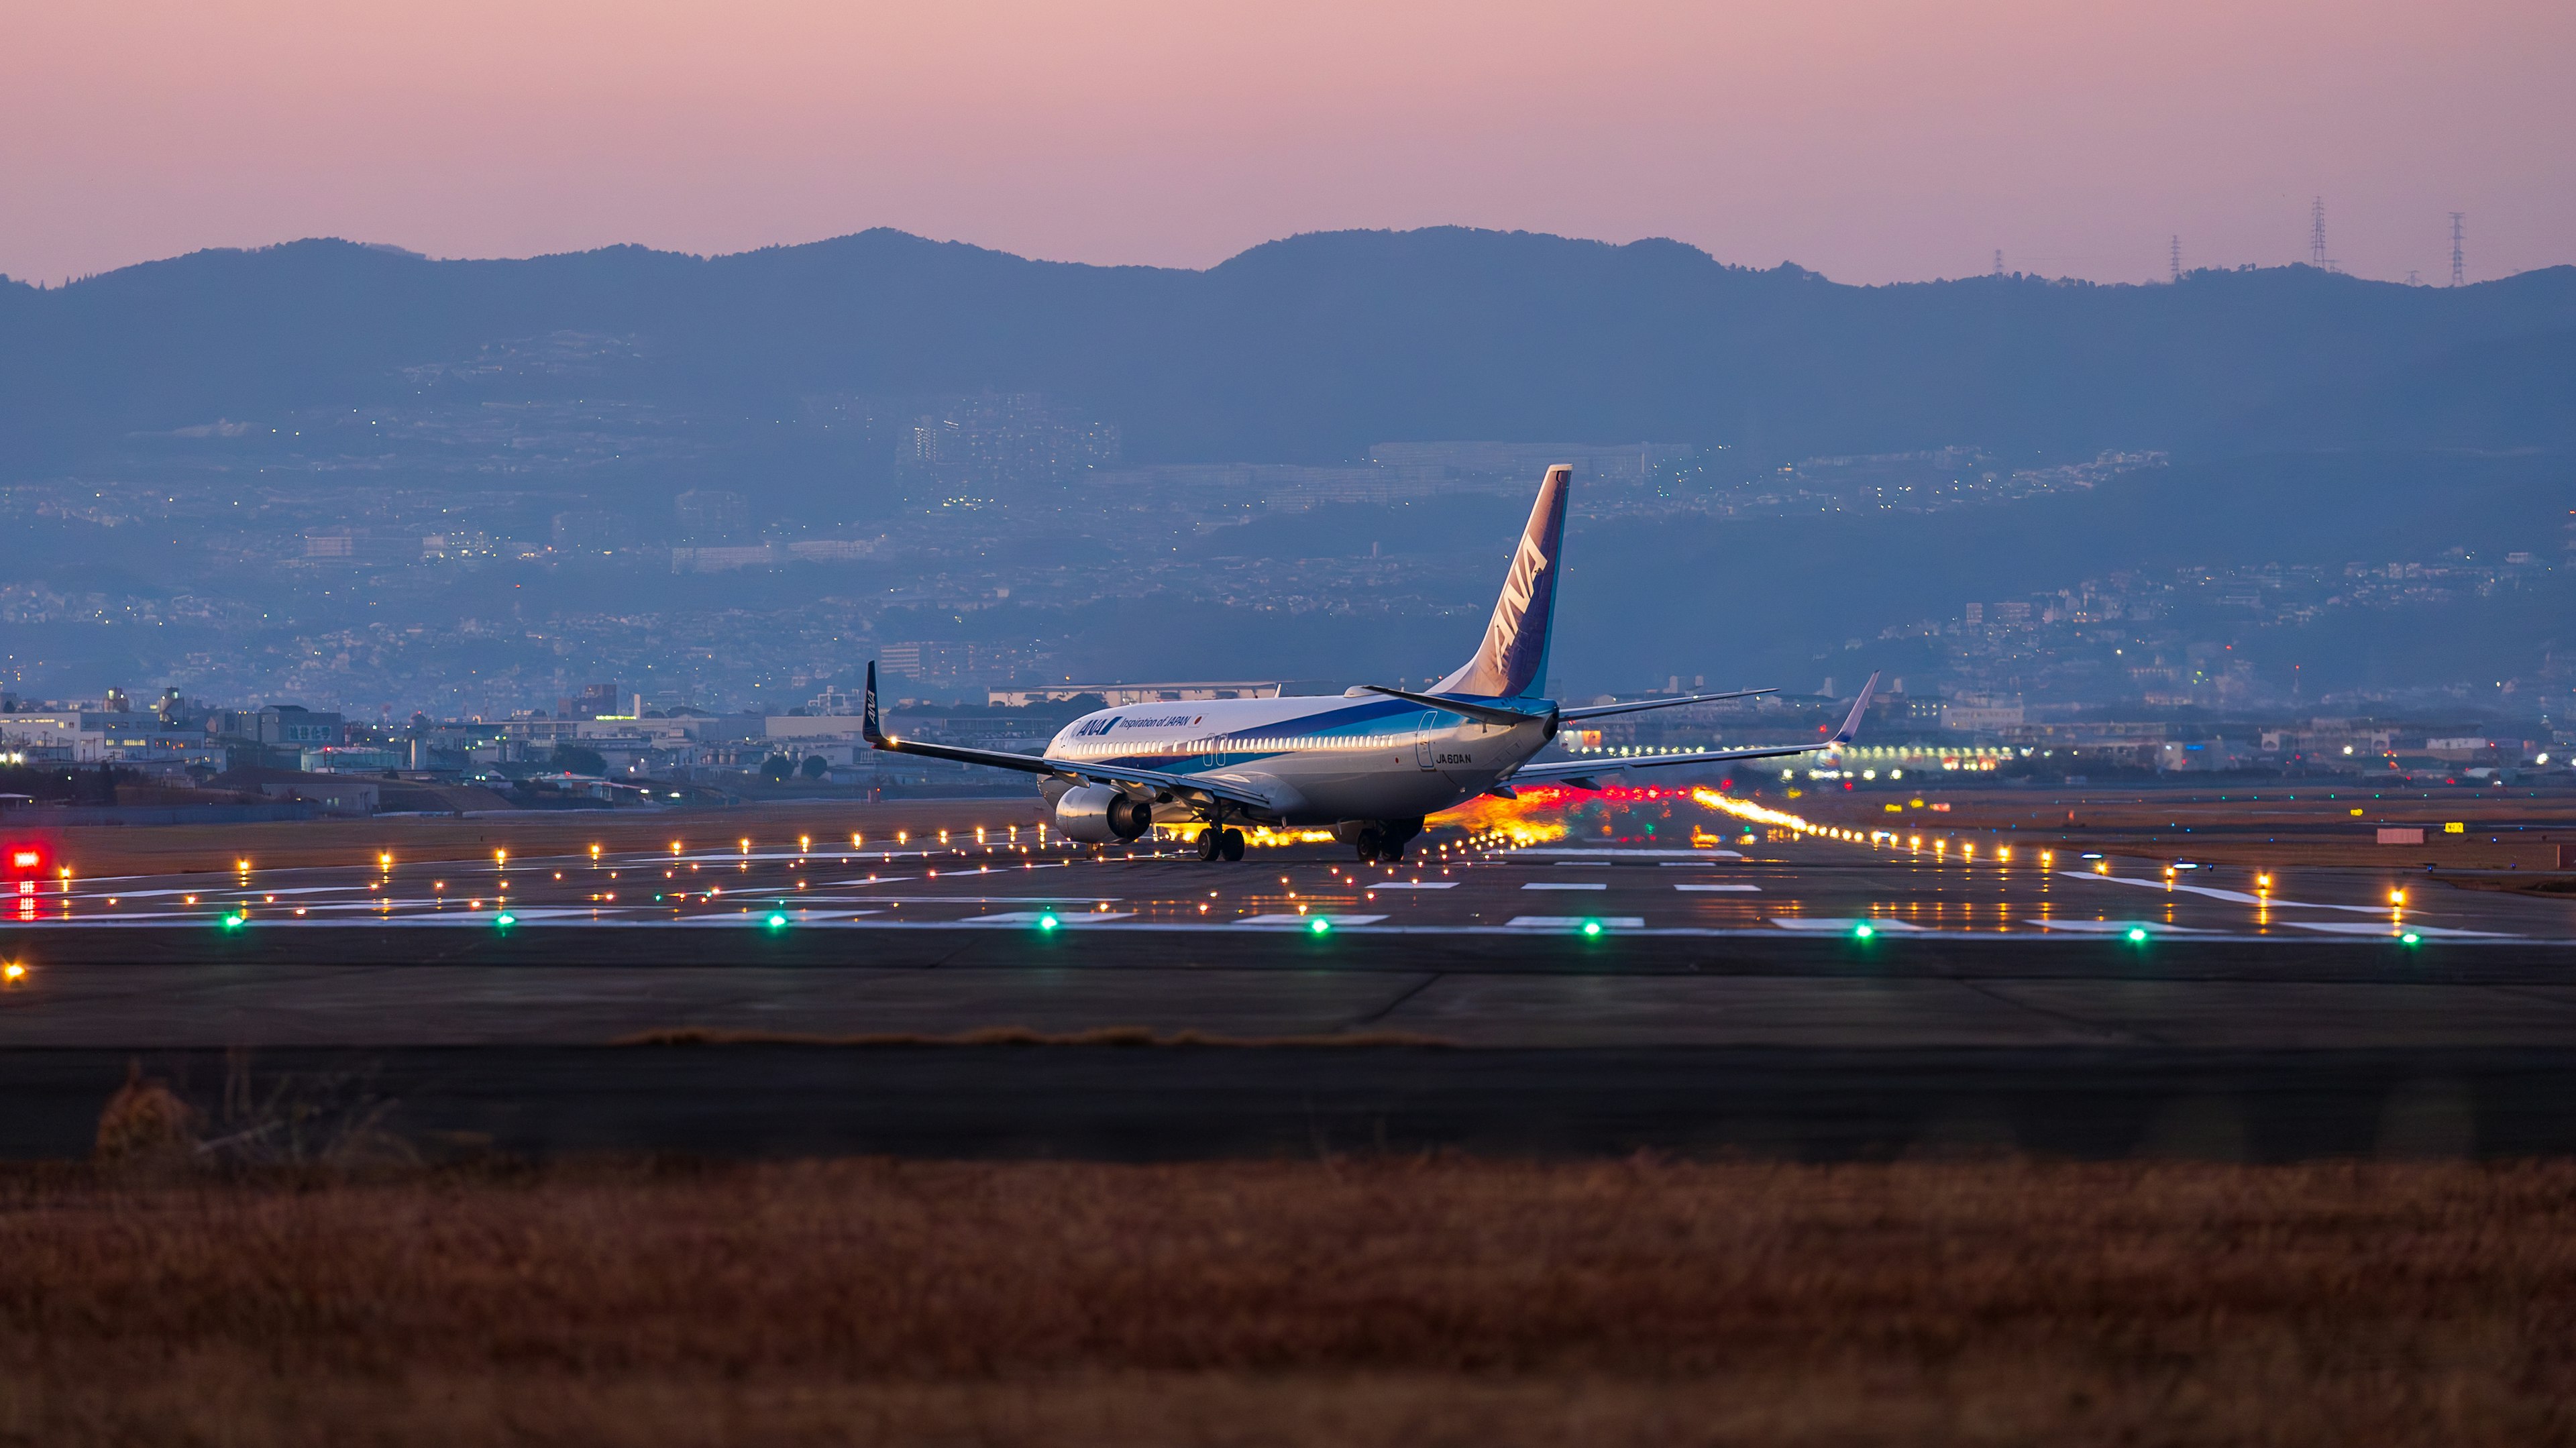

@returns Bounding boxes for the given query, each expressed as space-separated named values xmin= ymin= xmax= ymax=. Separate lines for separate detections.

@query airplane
xmin=863 ymin=464 xmax=1878 ymax=862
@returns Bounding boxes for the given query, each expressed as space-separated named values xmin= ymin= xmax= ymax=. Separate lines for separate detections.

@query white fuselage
xmin=1039 ymin=693 xmax=1554 ymax=826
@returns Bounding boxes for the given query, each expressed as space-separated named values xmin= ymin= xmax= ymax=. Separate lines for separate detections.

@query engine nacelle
xmin=1053 ymin=784 xmax=1152 ymax=843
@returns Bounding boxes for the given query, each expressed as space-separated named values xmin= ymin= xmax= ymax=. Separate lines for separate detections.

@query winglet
xmin=862 ymin=661 xmax=885 ymax=745
xmin=1828 ymin=671 xmax=1882 ymax=746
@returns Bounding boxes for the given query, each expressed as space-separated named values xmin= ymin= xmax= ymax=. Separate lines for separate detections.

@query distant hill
xmin=3 ymin=228 xmax=2574 ymax=476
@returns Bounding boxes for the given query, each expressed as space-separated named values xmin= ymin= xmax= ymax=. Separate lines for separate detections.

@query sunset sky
xmin=4 ymin=0 xmax=2569 ymax=286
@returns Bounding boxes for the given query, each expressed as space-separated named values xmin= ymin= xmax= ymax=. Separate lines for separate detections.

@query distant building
xmin=211 ymin=705 xmax=345 ymax=747
xmin=1941 ymin=702 xmax=2026 ymax=733
xmin=909 ymin=392 xmax=1120 ymax=490
xmin=301 ymin=745 xmax=401 ymax=773
xmin=551 ymin=510 xmax=645 ymax=553
xmin=987 ymin=681 xmax=1283 ymax=707
xmin=669 ymin=544 xmax=775 ymax=573
xmin=557 ymin=683 xmax=622 ymax=718
xmin=877 ymin=641 xmax=1036 ymax=689
xmin=674 ymin=490 xmax=750 ymax=542
xmin=1366 ymin=441 xmax=1693 ymax=484
xmin=784 ymin=539 xmax=880 ymax=563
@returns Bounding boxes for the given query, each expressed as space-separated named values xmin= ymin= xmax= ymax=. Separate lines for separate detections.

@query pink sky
xmin=4 ymin=0 xmax=2570 ymax=286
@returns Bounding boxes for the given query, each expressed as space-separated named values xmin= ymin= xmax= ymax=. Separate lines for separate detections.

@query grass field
xmin=5 ymin=1154 xmax=2574 ymax=1445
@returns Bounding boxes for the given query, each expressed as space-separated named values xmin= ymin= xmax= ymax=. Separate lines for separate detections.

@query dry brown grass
xmin=612 ymin=1025 xmax=1457 ymax=1048
xmin=5 ymin=1156 xmax=2575 ymax=1445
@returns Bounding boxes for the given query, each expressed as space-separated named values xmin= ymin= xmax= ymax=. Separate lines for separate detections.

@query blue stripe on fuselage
xmin=1055 ymin=698 xmax=1432 ymax=776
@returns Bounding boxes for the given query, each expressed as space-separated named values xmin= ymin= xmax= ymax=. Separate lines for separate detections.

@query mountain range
xmin=5 ymin=226 xmax=2575 ymax=475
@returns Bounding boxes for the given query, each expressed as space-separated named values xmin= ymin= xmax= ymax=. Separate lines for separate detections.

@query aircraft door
xmin=1415 ymin=712 xmax=1437 ymax=770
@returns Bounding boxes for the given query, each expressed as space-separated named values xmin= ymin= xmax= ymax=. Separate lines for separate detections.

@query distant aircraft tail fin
xmin=1432 ymin=465 xmax=1568 ymax=701
xmin=1828 ymin=671 xmax=1882 ymax=746
xmin=862 ymin=661 xmax=885 ymax=745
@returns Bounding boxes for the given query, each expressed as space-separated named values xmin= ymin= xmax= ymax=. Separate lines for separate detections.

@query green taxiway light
xmin=1854 ymin=922 xmax=1874 ymax=940
xmin=222 ymin=913 xmax=246 ymax=930
xmin=2402 ymin=932 xmax=2422 ymax=945
xmin=1037 ymin=913 xmax=1059 ymax=931
xmin=767 ymin=911 xmax=788 ymax=928
xmin=2127 ymin=926 xmax=2149 ymax=943
xmin=1309 ymin=916 xmax=1331 ymax=934
xmin=1582 ymin=920 xmax=1602 ymax=937
xmin=495 ymin=912 xmax=515 ymax=927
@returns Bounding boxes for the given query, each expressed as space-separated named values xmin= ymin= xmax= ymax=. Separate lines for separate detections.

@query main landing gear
xmin=1196 ymin=826 xmax=1245 ymax=862
xmin=1340 ymin=817 xmax=1425 ymax=865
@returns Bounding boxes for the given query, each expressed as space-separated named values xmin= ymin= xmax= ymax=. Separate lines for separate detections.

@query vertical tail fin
xmin=862 ymin=661 xmax=885 ymax=744
xmin=1432 ymin=465 xmax=1568 ymax=700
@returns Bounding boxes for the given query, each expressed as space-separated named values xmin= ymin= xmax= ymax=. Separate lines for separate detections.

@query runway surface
xmin=6 ymin=832 xmax=2573 ymax=1160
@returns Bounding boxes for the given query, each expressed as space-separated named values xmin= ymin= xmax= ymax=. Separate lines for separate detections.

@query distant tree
xmin=800 ymin=755 xmax=830 ymax=779
xmin=759 ymin=754 xmax=795 ymax=781
xmin=554 ymin=744 xmax=606 ymax=775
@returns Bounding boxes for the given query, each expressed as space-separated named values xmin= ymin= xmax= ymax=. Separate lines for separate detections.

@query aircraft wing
xmin=1559 ymin=687 xmax=1776 ymax=721
xmin=860 ymin=663 xmax=1275 ymax=811
xmin=1505 ymin=739 xmax=1835 ymax=787
xmin=1506 ymin=673 xmax=1879 ymax=787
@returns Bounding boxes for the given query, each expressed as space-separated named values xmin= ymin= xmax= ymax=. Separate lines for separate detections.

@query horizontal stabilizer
xmin=1357 ymin=684 xmax=1552 ymax=728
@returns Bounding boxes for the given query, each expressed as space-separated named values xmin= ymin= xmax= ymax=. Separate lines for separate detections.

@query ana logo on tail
xmin=1434 ymin=465 xmax=1568 ymax=700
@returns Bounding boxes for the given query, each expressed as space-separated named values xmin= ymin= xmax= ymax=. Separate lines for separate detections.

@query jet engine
xmin=1053 ymin=784 xmax=1153 ymax=843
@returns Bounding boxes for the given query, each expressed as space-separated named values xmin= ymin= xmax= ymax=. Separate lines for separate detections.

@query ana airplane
xmin=864 ymin=465 xmax=1877 ymax=862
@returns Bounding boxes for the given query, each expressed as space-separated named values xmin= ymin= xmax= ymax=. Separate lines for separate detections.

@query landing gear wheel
xmin=1220 ymin=828 xmax=1246 ymax=862
xmin=1197 ymin=828 xmax=1224 ymax=862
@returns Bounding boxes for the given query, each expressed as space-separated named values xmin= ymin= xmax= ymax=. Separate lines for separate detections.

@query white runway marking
xmin=1507 ymin=915 xmax=1644 ymax=928
xmin=1522 ymin=881 xmax=1607 ymax=891
xmin=975 ymin=910 xmax=1134 ymax=925
xmin=1674 ymin=883 xmax=1760 ymax=893
xmin=1364 ymin=881 xmax=1457 ymax=889
xmin=1236 ymin=913 xmax=1388 ymax=927
xmin=2286 ymin=921 xmax=2518 ymax=939
xmin=1769 ymin=917 xmax=1929 ymax=932
xmin=2025 ymin=918 xmax=2216 ymax=935
xmin=2055 ymin=871 xmax=2392 ymax=914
